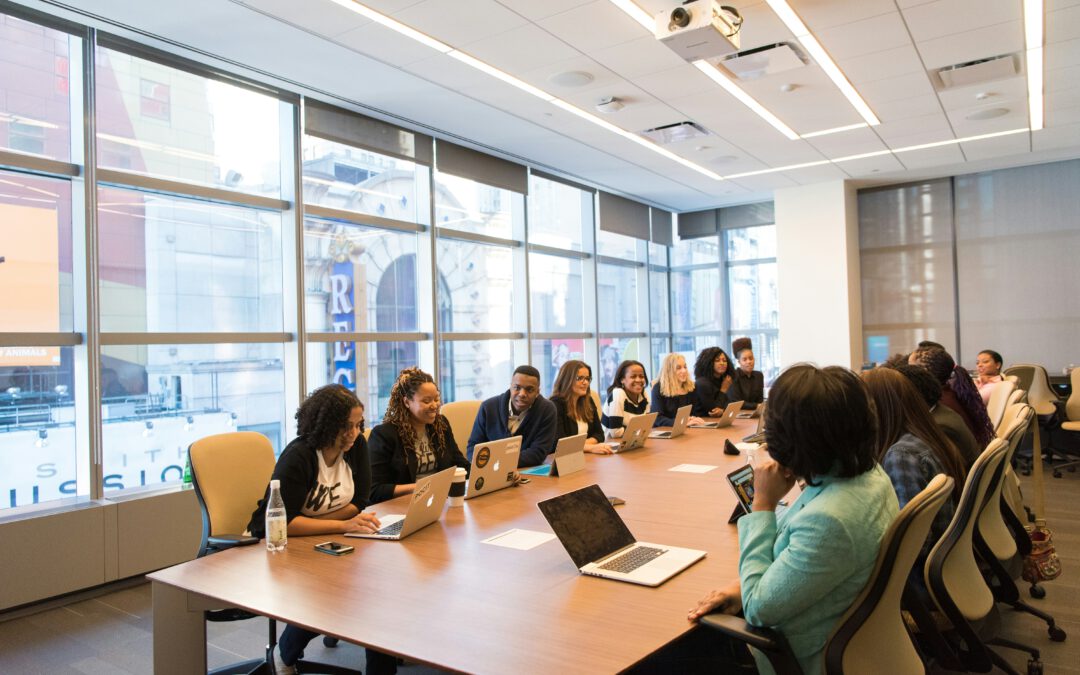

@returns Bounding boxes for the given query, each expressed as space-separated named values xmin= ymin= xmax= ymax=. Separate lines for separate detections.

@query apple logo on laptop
xmin=493 ymin=460 xmax=501 ymax=472
xmin=426 ymin=495 xmax=434 ymax=508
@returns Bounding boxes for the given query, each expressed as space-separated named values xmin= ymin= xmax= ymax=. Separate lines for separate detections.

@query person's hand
xmin=751 ymin=458 xmax=796 ymax=512
xmin=343 ymin=511 xmax=381 ymax=534
xmin=720 ymin=374 xmax=733 ymax=393
xmin=708 ymin=407 xmax=723 ymax=417
xmin=585 ymin=443 xmax=615 ymax=455
xmin=688 ymin=416 xmax=705 ymax=426
xmin=688 ymin=580 xmax=742 ymax=621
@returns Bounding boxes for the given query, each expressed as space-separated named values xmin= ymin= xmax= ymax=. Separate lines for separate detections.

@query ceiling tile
xmin=781 ymin=163 xmax=850 ymax=183
xmin=814 ymin=12 xmax=910 ymax=61
xmin=459 ymin=23 xmax=581 ymax=72
xmin=1032 ymin=121 xmax=1080 ymax=151
xmin=1046 ymin=37 xmax=1080 ymax=70
xmin=791 ymin=0 xmax=898 ymax=31
xmin=492 ymin=0 xmax=594 ymax=21
xmin=1048 ymin=4 xmax=1080 ymax=43
xmin=857 ymin=71 xmax=937 ymax=105
xmin=958 ymin=131 xmax=1030 ymax=160
xmin=727 ymin=173 xmax=800 ymax=193
xmin=393 ymin=0 xmax=529 ymax=46
xmin=538 ymin=0 xmax=651 ymax=55
xmin=876 ymin=112 xmax=954 ymax=142
xmin=1047 ymin=64 xmax=1080 ymax=94
xmin=1047 ymin=84 xmax=1080 ymax=112
xmin=633 ymin=65 xmax=708 ymax=101
xmin=873 ymin=93 xmax=944 ymax=122
xmin=591 ymin=35 xmax=690 ymax=80
xmin=239 ymin=0 xmax=373 ymax=37
xmin=901 ymin=0 xmax=1020 ymax=43
xmin=804 ymin=126 xmax=890 ymax=158
xmin=834 ymin=153 xmax=907 ymax=176
xmin=333 ymin=21 xmax=440 ymax=66
xmin=838 ymin=44 xmax=926 ymax=85
xmin=893 ymin=144 xmax=966 ymax=169
xmin=915 ymin=21 xmax=1024 ymax=70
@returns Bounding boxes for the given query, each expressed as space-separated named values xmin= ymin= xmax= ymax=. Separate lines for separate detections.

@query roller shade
xmin=720 ymin=201 xmax=774 ymax=228
xmin=677 ymin=209 xmax=718 ymax=238
xmin=305 ymin=100 xmax=433 ymax=164
xmin=598 ymin=191 xmax=649 ymax=240
xmin=531 ymin=170 xmax=596 ymax=194
xmin=650 ymin=207 xmax=673 ymax=246
xmin=435 ymin=140 xmax=528 ymax=194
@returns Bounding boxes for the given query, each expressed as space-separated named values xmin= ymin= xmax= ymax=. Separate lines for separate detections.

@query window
xmin=437 ymin=238 xmax=519 ymax=333
xmin=139 ymin=79 xmax=170 ymax=121
xmin=529 ymin=253 xmax=585 ymax=332
xmin=725 ymin=225 xmax=779 ymax=382
xmin=307 ymin=340 xmax=433 ymax=422
xmin=527 ymin=176 xmax=589 ymax=252
xmin=531 ymin=338 xmax=586 ymax=396
xmin=434 ymin=173 xmax=522 ymax=239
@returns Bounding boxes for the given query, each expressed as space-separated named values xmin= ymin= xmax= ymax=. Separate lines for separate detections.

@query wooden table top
xmin=150 ymin=421 xmax=762 ymax=675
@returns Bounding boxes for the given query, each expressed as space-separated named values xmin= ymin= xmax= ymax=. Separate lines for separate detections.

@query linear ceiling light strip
xmin=1024 ymin=0 xmax=1044 ymax=131
xmin=764 ymin=0 xmax=879 ymax=126
xmin=327 ymin=1 xmax=724 ymax=180
xmin=692 ymin=60 xmax=800 ymax=140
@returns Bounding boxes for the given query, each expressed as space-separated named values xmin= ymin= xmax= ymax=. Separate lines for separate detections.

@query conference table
xmin=150 ymin=419 xmax=764 ymax=674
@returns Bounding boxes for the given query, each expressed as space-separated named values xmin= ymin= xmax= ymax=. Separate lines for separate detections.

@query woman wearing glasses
xmin=550 ymin=359 xmax=607 ymax=453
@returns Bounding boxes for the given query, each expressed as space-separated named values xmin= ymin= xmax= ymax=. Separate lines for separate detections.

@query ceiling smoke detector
xmin=595 ymin=96 xmax=625 ymax=114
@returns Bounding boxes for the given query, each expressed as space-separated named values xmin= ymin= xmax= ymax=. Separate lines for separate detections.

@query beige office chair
xmin=440 ymin=399 xmax=481 ymax=455
xmin=1007 ymin=387 xmax=1027 ymax=407
xmin=921 ymin=439 xmax=1043 ymax=675
xmin=700 ymin=476 xmax=955 ymax=675
xmin=987 ymin=380 xmax=1016 ymax=435
xmin=189 ymin=432 xmax=359 ymax=675
xmin=1004 ymin=365 xmax=1058 ymax=416
xmin=590 ymin=388 xmax=602 ymax=418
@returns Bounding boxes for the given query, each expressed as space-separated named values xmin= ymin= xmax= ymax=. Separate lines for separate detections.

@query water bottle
xmin=265 ymin=479 xmax=287 ymax=552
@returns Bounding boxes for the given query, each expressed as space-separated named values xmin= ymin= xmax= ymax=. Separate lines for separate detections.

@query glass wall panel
xmin=673 ymin=335 xmax=722 ymax=369
xmin=597 ymin=336 xmax=647 ymax=395
xmin=725 ymin=224 xmax=776 ymax=260
xmin=596 ymin=229 xmax=643 ymax=260
xmin=650 ymin=336 xmax=670 ymax=383
xmin=729 ymin=262 xmax=778 ymax=331
xmin=527 ymin=176 xmax=588 ymax=251
xmin=671 ymin=268 xmax=721 ymax=333
xmin=649 ymin=267 xmax=670 ymax=334
xmin=306 ymin=340 xmax=431 ymax=422
xmin=597 ymin=263 xmax=639 ymax=333
xmin=303 ymin=217 xmax=422 ymax=334
xmin=672 ymin=235 xmax=719 ymax=266
xmin=98 ymin=343 xmax=285 ymax=495
xmin=0 ymin=171 xmax=73 ymax=331
xmin=97 ymin=187 xmax=283 ymax=332
xmin=95 ymin=47 xmax=283 ymax=197
xmin=530 ymin=338 xmax=586 ymax=396
xmin=529 ymin=253 xmax=584 ymax=333
xmin=302 ymin=136 xmax=430 ymax=226
xmin=0 ymin=14 xmax=78 ymax=162
xmin=439 ymin=339 xmax=524 ymax=403
xmin=437 ymin=238 xmax=516 ymax=333
xmin=1 ymin=346 xmax=76 ymax=509
xmin=434 ymin=172 xmax=521 ymax=239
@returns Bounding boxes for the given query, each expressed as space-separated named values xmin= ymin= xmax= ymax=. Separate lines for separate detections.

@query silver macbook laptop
xmin=466 ymin=435 xmax=521 ymax=499
xmin=538 ymin=484 xmax=707 ymax=587
xmin=519 ymin=433 xmax=587 ymax=477
xmin=743 ymin=401 xmax=768 ymax=443
xmin=346 ymin=467 xmax=454 ymax=540
xmin=649 ymin=405 xmax=691 ymax=439
xmin=711 ymin=400 xmax=745 ymax=428
xmin=736 ymin=403 xmax=762 ymax=420
xmin=605 ymin=412 xmax=658 ymax=453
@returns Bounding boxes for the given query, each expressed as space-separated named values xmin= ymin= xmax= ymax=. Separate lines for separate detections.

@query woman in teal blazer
xmin=689 ymin=365 xmax=899 ymax=675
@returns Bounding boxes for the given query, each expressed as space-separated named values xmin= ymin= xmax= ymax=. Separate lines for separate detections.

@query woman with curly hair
xmin=692 ymin=346 xmax=735 ymax=418
xmin=368 ymin=367 xmax=469 ymax=504
xmin=910 ymin=346 xmax=996 ymax=448
xmin=245 ymin=384 xmax=381 ymax=674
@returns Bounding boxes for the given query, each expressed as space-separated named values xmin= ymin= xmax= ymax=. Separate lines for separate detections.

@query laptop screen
xmin=538 ymin=485 xmax=636 ymax=568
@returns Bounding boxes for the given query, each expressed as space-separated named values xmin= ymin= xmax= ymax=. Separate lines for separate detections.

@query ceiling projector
xmin=655 ymin=1 xmax=742 ymax=62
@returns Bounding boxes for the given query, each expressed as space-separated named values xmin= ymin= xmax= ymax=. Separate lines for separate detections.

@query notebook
xmin=346 ymin=467 xmax=454 ymax=540
xmin=605 ymin=412 xmax=659 ymax=453
xmin=742 ymin=401 xmax=768 ymax=443
xmin=520 ymin=433 xmax=587 ymax=477
xmin=466 ymin=436 xmax=521 ymax=500
xmin=649 ymin=404 xmax=691 ymax=439
xmin=538 ymin=484 xmax=706 ymax=587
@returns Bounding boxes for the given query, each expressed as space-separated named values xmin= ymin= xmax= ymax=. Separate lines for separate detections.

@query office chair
xmin=922 ymin=439 xmax=1043 ymax=675
xmin=1005 ymin=365 xmax=1058 ymax=476
xmin=1047 ymin=368 xmax=1080 ymax=478
xmin=189 ymin=432 xmax=360 ymax=675
xmin=440 ymin=399 xmax=481 ymax=456
xmin=986 ymin=380 xmax=1017 ymax=435
xmin=699 ymin=475 xmax=955 ymax=675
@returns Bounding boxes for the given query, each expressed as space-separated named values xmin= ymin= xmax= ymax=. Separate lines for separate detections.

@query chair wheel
xmin=323 ymin=636 xmax=339 ymax=647
xmin=1049 ymin=626 xmax=1066 ymax=642
xmin=1028 ymin=659 xmax=1043 ymax=675
xmin=1030 ymin=584 xmax=1046 ymax=599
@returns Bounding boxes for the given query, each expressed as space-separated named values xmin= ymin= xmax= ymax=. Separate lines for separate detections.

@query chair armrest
xmin=208 ymin=534 xmax=259 ymax=549
xmin=698 ymin=613 xmax=785 ymax=652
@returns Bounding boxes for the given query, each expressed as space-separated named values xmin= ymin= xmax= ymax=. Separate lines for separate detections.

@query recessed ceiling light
xmin=965 ymin=107 xmax=1010 ymax=121
xmin=548 ymin=71 xmax=595 ymax=87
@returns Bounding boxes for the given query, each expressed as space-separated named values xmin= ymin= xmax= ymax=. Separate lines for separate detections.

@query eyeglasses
xmin=575 ymin=375 xmax=592 ymax=383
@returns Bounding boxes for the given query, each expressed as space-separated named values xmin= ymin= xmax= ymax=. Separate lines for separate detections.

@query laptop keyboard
xmin=376 ymin=520 xmax=404 ymax=536
xmin=742 ymin=431 xmax=765 ymax=443
xmin=598 ymin=546 xmax=666 ymax=573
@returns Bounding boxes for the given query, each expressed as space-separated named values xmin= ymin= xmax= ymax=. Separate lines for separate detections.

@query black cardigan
xmin=246 ymin=434 xmax=371 ymax=538
xmin=729 ymin=370 xmax=765 ymax=409
xmin=692 ymin=376 xmax=732 ymax=417
xmin=649 ymin=382 xmax=696 ymax=427
xmin=550 ymin=395 xmax=604 ymax=443
xmin=368 ymin=416 xmax=470 ymax=504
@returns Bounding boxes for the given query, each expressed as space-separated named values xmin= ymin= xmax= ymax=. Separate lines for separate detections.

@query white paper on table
xmin=668 ymin=463 xmax=718 ymax=474
xmin=481 ymin=528 xmax=556 ymax=550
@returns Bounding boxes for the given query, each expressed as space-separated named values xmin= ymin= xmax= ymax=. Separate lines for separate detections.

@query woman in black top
xmin=549 ymin=359 xmax=606 ymax=452
xmin=245 ymin=385 xmax=381 ymax=674
xmin=368 ymin=367 xmax=470 ymax=505
xmin=650 ymin=353 xmax=706 ymax=427
xmin=692 ymin=346 xmax=735 ymax=417
xmin=729 ymin=337 xmax=765 ymax=410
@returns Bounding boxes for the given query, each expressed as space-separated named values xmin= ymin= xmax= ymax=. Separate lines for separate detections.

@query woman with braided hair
xmin=909 ymin=346 xmax=996 ymax=449
xmin=368 ymin=367 xmax=469 ymax=504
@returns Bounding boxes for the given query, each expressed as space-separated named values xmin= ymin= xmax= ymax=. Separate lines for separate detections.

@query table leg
xmin=152 ymin=580 xmax=208 ymax=674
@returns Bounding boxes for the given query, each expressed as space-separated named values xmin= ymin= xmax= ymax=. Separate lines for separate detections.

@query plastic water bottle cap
xmin=270 ymin=479 xmax=280 ymax=488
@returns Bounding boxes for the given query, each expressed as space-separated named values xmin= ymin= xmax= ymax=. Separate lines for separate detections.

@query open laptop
xmin=520 ymin=433 xmax=587 ymax=477
xmin=649 ymin=404 xmax=691 ymax=439
xmin=465 ymin=436 xmax=521 ymax=499
xmin=742 ymin=401 xmax=767 ymax=443
xmin=538 ymin=484 xmax=706 ymax=587
xmin=346 ymin=467 xmax=454 ymax=540
xmin=605 ymin=412 xmax=658 ymax=453
xmin=736 ymin=402 xmax=763 ymax=419
xmin=688 ymin=400 xmax=744 ymax=428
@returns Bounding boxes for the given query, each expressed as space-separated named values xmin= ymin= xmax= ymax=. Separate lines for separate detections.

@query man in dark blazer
xmin=467 ymin=365 xmax=558 ymax=468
